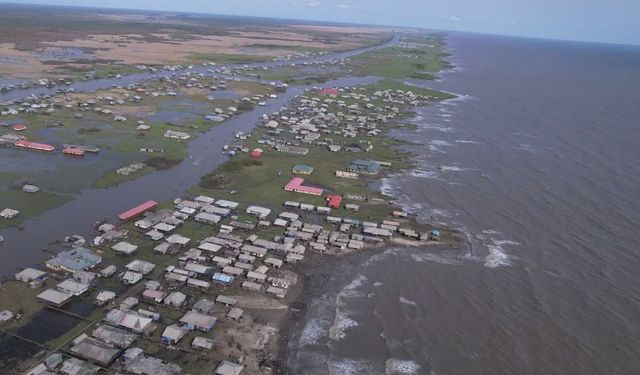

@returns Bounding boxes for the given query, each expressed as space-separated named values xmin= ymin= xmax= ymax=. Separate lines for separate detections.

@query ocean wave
xmin=422 ymin=124 xmax=453 ymax=132
xmin=329 ymin=358 xmax=382 ymax=375
xmin=439 ymin=165 xmax=471 ymax=172
xmin=398 ymin=297 xmax=418 ymax=306
xmin=484 ymin=244 xmax=512 ymax=268
xmin=409 ymin=252 xmax=466 ymax=265
xmin=386 ymin=358 xmax=422 ymax=375
xmin=329 ymin=310 xmax=359 ymax=341
xmin=408 ymin=168 xmax=440 ymax=179
xmin=299 ymin=316 xmax=329 ymax=346
xmin=455 ymin=139 xmax=479 ymax=144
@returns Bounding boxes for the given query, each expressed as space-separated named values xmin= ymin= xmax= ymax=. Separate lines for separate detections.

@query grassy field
xmin=347 ymin=34 xmax=451 ymax=79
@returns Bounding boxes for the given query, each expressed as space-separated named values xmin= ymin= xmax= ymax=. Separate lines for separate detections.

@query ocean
xmin=285 ymin=33 xmax=640 ymax=374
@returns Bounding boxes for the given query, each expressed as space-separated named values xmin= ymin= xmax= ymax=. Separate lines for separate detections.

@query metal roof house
xmin=346 ymin=159 xmax=381 ymax=174
xmin=292 ymin=164 xmax=314 ymax=175
xmin=45 ymin=248 xmax=102 ymax=273
xmin=179 ymin=311 xmax=217 ymax=332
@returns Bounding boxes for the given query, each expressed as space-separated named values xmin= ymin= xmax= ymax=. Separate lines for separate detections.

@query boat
xmin=62 ymin=144 xmax=100 ymax=153
xmin=63 ymin=147 xmax=85 ymax=156
xmin=0 ymin=236 xmax=4 ymax=244
xmin=14 ymin=140 xmax=55 ymax=152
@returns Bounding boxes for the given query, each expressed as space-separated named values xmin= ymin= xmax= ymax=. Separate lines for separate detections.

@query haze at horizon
xmin=3 ymin=0 xmax=639 ymax=46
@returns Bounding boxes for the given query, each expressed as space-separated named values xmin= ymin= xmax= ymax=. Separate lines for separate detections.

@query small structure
xmin=326 ymin=195 xmax=342 ymax=209
xmin=215 ymin=360 xmax=245 ymax=375
xmin=250 ymin=148 xmax=262 ymax=158
xmin=161 ymin=324 xmax=189 ymax=345
xmin=292 ymin=164 xmax=314 ymax=175
xmin=112 ymin=241 xmax=139 ymax=255
xmin=15 ymin=267 xmax=47 ymax=287
xmin=37 ymin=289 xmax=72 ymax=306
xmin=0 ymin=208 xmax=20 ymax=219
xmin=164 ymin=291 xmax=187 ymax=308
xmin=122 ymin=271 xmax=143 ymax=285
xmin=70 ymin=335 xmax=119 ymax=366
xmin=347 ymin=159 xmax=380 ymax=175
xmin=226 ymin=307 xmax=244 ymax=321
xmin=22 ymin=184 xmax=40 ymax=193
xmin=192 ymin=336 xmax=215 ymax=350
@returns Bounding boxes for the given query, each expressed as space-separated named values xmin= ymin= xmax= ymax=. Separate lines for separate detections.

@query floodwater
xmin=285 ymin=33 xmax=640 ymax=374
xmin=0 ymin=35 xmax=399 ymax=102
xmin=0 ymin=75 xmax=381 ymax=277
xmin=0 ymin=36 xmax=397 ymax=276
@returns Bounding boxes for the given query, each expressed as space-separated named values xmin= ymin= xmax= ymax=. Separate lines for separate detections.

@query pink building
xmin=284 ymin=177 xmax=323 ymax=196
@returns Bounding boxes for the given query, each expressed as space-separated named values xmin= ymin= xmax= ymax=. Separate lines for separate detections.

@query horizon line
xmin=0 ymin=1 xmax=638 ymax=48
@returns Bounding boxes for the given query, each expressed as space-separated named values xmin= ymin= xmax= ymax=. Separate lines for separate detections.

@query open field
xmin=0 ymin=4 xmax=391 ymax=81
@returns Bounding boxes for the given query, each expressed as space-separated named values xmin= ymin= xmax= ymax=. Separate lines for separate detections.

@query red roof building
xmin=250 ymin=148 xmax=262 ymax=158
xmin=14 ymin=140 xmax=55 ymax=152
xmin=119 ymin=200 xmax=158 ymax=221
xmin=320 ymin=88 xmax=338 ymax=96
xmin=284 ymin=177 xmax=323 ymax=196
xmin=326 ymin=195 xmax=342 ymax=209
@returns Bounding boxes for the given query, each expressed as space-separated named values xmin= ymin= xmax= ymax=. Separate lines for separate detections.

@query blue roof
xmin=212 ymin=273 xmax=233 ymax=283
xmin=46 ymin=247 xmax=102 ymax=271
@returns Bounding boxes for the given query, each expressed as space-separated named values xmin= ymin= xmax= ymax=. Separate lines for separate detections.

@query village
xmin=0 ymin=79 xmax=454 ymax=375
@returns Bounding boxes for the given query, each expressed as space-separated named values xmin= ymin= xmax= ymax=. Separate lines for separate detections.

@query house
xmin=215 ymin=295 xmax=238 ymax=306
xmin=194 ymin=212 xmax=221 ymax=225
xmin=98 ymin=265 xmax=117 ymax=278
xmin=161 ymin=325 xmax=188 ymax=345
xmin=142 ymin=289 xmax=166 ymax=304
xmin=166 ymin=234 xmax=191 ymax=246
xmin=164 ymin=292 xmax=187 ymax=308
xmin=215 ymin=360 xmax=245 ymax=375
xmin=192 ymin=336 xmax=215 ymax=350
xmin=15 ymin=267 xmax=47 ymax=287
xmin=122 ymin=271 xmax=143 ymax=285
xmin=320 ymin=88 xmax=338 ymax=96
xmin=0 ymin=208 xmax=19 ymax=219
xmin=292 ymin=164 xmax=314 ymax=175
xmin=112 ymin=241 xmax=138 ymax=255
xmin=347 ymin=159 xmax=380 ymax=175
xmin=212 ymin=273 xmax=234 ymax=286
xmin=70 ymin=335 xmax=120 ymax=366
xmin=226 ymin=307 xmax=243 ymax=321
xmin=192 ymin=299 xmax=216 ymax=314
xmin=164 ymin=130 xmax=190 ymax=140
xmin=104 ymin=309 xmax=154 ymax=334
xmin=180 ymin=311 xmax=217 ymax=332
xmin=326 ymin=195 xmax=342 ymax=209
xmin=246 ymin=205 xmax=271 ymax=219
xmin=96 ymin=290 xmax=116 ymax=306
xmin=45 ymin=248 xmax=102 ymax=272
xmin=263 ymin=257 xmax=283 ymax=269
xmin=37 ymin=289 xmax=72 ymax=306
xmin=284 ymin=177 xmax=323 ymax=196
xmin=126 ymin=260 xmax=155 ymax=275
xmin=250 ymin=148 xmax=262 ymax=158
xmin=22 ymin=184 xmax=40 ymax=193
